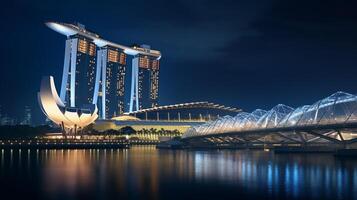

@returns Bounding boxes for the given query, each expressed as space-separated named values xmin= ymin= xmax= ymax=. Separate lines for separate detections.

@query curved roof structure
xmin=183 ymin=91 xmax=357 ymax=138
xmin=126 ymin=101 xmax=242 ymax=114
xmin=38 ymin=76 xmax=98 ymax=129
xmin=111 ymin=115 xmax=140 ymax=121
xmin=46 ymin=22 xmax=161 ymax=59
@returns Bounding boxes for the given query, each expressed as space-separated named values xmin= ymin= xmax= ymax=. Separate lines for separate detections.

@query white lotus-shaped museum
xmin=38 ymin=76 xmax=98 ymax=131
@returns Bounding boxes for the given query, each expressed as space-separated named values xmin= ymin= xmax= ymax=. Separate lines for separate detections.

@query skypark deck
xmin=46 ymin=22 xmax=161 ymax=58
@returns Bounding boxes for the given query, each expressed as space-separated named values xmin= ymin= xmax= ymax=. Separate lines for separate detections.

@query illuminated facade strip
xmin=129 ymin=57 xmax=140 ymax=112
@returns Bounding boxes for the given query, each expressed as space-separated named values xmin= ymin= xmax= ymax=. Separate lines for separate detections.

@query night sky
xmin=0 ymin=0 xmax=356 ymax=124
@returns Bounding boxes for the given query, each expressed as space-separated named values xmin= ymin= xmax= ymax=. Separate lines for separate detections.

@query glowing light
xmin=38 ymin=76 xmax=98 ymax=130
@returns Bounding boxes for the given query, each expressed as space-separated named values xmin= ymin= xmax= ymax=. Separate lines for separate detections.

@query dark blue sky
xmin=0 ymin=0 xmax=356 ymax=124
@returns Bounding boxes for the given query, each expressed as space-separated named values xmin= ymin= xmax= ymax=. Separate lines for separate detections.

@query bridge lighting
xmin=183 ymin=92 xmax=357 ymax=146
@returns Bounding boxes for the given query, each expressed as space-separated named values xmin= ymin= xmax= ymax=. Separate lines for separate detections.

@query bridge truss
xmin=182 ymin=92 xmax=357 ymax=148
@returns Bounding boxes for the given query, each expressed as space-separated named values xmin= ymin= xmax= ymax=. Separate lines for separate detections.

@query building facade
xmin=128 ymin=102 xmax=242 ymax=121
xmin=130 ymin=45 xmax=160 ymax=112
xmin=94 ymin=45 xmax=127 ymax=119
xmin=60 ymin=33 xmax=97 ymax=107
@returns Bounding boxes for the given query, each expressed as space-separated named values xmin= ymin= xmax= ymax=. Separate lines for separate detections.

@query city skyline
xmin=0 ymin=0 xmax=357 ymax=125
xmin=0 ymin=1 xmax=357 ymax=200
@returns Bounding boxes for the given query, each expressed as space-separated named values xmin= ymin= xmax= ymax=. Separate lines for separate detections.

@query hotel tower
xmin=130 ymin=47 xmax=160 ymax=112
xmin=46 ymin=22 xmax=161 ymax=119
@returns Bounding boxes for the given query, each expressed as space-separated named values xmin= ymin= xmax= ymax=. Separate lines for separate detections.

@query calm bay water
xmin=0 ymin=146 xmax=357 ymax=200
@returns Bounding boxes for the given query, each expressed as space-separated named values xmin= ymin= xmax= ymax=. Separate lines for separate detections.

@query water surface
xmin=0 ymin=146 xmax=356 ymax=200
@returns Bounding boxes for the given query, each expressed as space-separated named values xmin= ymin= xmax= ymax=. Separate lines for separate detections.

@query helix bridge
xmin=182 ymin=92 xmax=357 ymax=148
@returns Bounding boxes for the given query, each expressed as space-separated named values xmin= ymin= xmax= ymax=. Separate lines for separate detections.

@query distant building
xmin=1 ymin=115 xmax=16 ymax=126
xmin=44 ymin=117 xmax=54 ymax=127
xmin=20 ymin=106 xmax=32 ymax=125
xmin=0 ymin=106 xmax=18 ymax=126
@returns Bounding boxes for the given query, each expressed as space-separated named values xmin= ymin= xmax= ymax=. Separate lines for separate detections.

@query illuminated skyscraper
xmin=94 ymin=45 xmax=127 ymax=119
xmin=129 ymin=45 xmax=160 ymax=112
xmin=46 ymin=22 xmax=161 ymax=118
xmin=59 ymin=23 xmax=97 ymax=107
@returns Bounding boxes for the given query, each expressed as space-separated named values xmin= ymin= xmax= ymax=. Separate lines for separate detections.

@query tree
xmin=82 ymin=123 xmax=95 ymax=134
xmin=120 ymin=126 xmax=136 ymax=135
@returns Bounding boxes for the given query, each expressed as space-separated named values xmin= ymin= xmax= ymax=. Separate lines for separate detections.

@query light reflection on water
xmin=0 ymin=146 xmax=356 ymax=200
